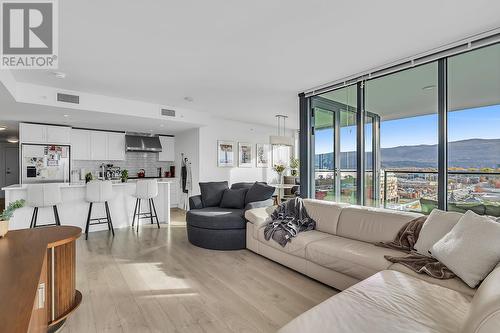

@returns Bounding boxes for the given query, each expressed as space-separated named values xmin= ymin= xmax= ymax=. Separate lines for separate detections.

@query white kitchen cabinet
xmin=72 ymin=129 xmax=125 ymax=161
xmin=71 ymin=129 xmax=91 ymax=160
xmin=107 ymin=132 xmax=125 ymax=160
xmin=158 ymin=136 xmax=175 ymax=161
xmin=46 ymin=125 xmax=71 ymax=144
xmin=20 ymin=123 xmax=46 ymax=143
xmin=20 ymin=123 xmax=71 ymax=144
xmin=90 ymin=131 xmax=108 ymax=160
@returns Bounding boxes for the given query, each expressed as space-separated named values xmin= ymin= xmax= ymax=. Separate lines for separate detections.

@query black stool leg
xmin=148 ymin=199 xmax=154 ymax=224
xmin=105 ymin=201 xmax=115 ymax=237
xmin=33 ymin=207 xmax=39 ymax=228
xmin=85 ymin=203 xmax=93 ymax=240
xmin=136 ymin=199 xmax=141 ymax=233
xmin=132 ymin=198 xmax=139 ymax=227
xmin=151 ymin=199 xmax=160 ymax=229
xmin=30 ymin=207 xmax=37 ymax=228
xmin=53 ymin=205 xmax=61 ymax=226
xmin=104 ymin=203 xmax=111 ymax=231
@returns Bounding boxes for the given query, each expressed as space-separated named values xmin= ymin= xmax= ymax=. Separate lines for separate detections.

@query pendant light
xmin=270 ymin=115 xmax=294 ymax=146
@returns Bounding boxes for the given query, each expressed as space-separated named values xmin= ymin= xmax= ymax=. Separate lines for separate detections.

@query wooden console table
xmin=0 ymin=226 xmax=82 ymax=333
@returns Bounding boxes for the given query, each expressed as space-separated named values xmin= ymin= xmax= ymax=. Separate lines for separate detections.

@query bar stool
xmin=85 ymin=180 xmax=115 ymax=240
xmin=132 ymin=179 xmax=160 ymax=232
xmin=27 ymin=183 xmax=62 ymax=228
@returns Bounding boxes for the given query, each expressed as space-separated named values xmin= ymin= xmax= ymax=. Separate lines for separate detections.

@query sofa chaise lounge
xmin=245 ymin=199 xmax=500 ymax=332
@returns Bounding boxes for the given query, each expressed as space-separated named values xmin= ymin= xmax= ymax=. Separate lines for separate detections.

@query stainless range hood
xmin=125 ymin=134 xmax=162 ymax=152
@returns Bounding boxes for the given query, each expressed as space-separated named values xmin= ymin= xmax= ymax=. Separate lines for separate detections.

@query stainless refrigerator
xmin=21 ymin=144 xmax=70 ymax=184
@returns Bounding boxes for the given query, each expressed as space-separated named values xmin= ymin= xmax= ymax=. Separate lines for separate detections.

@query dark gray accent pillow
xmin=220 ymin=188 xmax=248 ymax=209
xmin=199 ymin=181 xmax=229 ymax=207
xmin=231 ymin=182 xmax=267 ymax=190
xmin=245 ymin=182 xmax=275 ymax=205
xmin=231 ymin=182 xmax=254 ymax=190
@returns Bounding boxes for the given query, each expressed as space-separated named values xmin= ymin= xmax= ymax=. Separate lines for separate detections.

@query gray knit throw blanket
xmin=264 ymin=198 xmax=316 ymax=247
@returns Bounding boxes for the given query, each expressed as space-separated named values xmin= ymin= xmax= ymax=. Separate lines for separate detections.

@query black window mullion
xmin=356 ymin=82 xmax=365 ymax=205
xmin=437 ymin=59 xmax=448 ymax=210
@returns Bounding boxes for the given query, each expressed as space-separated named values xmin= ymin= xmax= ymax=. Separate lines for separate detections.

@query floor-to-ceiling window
xmin=447 ymin=44 xmax=500 ymax=216
xmin=312 ymin=85 xmax=358 ymax=204
xmin=365 ymin=62 xmax=438 ymax=212
xmin=301 ymin=41 xmax=499 ymax=216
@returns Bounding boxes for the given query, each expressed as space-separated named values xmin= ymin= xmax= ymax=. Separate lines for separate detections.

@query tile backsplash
xmin=72 ymin=152 xmax=174 ymax=178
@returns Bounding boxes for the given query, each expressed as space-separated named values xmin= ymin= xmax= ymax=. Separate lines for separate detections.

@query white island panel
xmin=3 ymin=181 xmax=172 ymax=232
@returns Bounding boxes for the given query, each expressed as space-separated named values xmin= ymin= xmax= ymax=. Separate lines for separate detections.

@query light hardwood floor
xmin=60 ymin=209 xmax=337 ymax=333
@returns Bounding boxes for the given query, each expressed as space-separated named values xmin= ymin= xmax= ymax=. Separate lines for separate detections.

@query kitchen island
xmin=2 ymin=179 xmax=176 ymax=232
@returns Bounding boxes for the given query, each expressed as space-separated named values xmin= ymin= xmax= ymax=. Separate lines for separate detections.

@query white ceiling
xmin=0 ymin=84 xmax=198 ymax=140
xmin=320 ymin=44 xmax=500 ymax=120
xmin=8 ymin=0 xmax=500 ymax=128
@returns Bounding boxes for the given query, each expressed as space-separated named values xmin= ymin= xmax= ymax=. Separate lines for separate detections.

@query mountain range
xmin=315 ymin=139 xmax=500 ymax=169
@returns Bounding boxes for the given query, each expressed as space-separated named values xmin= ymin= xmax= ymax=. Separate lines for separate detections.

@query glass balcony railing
xmin=382 ymin=170 xmax=500 ymax=217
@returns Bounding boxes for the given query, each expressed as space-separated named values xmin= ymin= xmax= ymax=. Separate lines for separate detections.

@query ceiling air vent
xmin=57 ymin=93 xmax=80 ymax=104
xmin=161 ymin=108 xmax=176 ymax=117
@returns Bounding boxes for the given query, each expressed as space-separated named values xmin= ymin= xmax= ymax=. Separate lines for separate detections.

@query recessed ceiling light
xmin=7 ymin=137 xmax=19 ymax=143
xmin=184 ymin=96 xmax=194 ymax=102
xmin=63 ymin=114 xmax=69 ymax=117
xmin=422 ymin=85 xmax=436 ymax=91
xmin=51 ymin=71 xmax=66 ymax=79
xmin=0 ymin=125 xmax=6 ymax=131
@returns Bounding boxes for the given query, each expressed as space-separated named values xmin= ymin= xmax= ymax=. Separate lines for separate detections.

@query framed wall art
xmin=217 ymin=140 xmax=235 ymax=167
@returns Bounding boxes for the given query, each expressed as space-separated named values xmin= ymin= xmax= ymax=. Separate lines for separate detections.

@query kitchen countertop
xmin=2 ymin=178 xmax=179 ymax=191
xmin=128 ymin=176 xmax=179 ymax=179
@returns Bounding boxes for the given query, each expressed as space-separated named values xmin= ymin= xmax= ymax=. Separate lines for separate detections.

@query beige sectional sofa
xmin=245 ymin=199 xmax=500 ymax=333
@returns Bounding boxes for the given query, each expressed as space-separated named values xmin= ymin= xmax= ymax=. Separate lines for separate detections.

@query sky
xmin=315 ymin=104 xmax=500 ymax=154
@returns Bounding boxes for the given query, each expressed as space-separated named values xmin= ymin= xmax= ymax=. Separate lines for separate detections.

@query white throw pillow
xmin=431 ymin=211 xmax=500 ymax=288
xmin=414 ymin=209 xmax=462 ymax=257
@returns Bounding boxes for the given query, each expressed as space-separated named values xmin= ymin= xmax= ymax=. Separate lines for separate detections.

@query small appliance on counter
xmin=98 ymin=164 xmax=122 ymax=180
xmin=71 ymin=169 xmax=80 ymax=183
xmin=137 ymin=169 xmax=146 ymax=178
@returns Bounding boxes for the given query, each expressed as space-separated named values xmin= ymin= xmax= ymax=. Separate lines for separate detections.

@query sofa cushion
xmin=431 ymin=210 xmax=500 ymax=288
xmin=231 ymin=182 xmax=256 ymax=190
xmin=305 ymin=235 xmax=405 ymax=280
xmin=337 ymin=206 xmax=422 ymax=243
xmin=186 ymin=207 xmax=245 ymax=229
xmin=245 ymin=182 xmax=275 ymax=205
xmin=220 ymin=188 xmax=247 ymax=209
xmin=460 ymin=264 xmax=500 ymax=333
xmin=389 ymin=263 xmax=476 ymax=297
xmin=414 ymin=209 xmax=462 ymax=257
xmin=258 ymin=229 xmax=331 ymax=258
xmin=303 ymin=199 xmax=349 ymax=235
xmin=278 ymin=270 xmax=470 ymax=333
xmin=199 ymin=181 xmax=229 ymax=207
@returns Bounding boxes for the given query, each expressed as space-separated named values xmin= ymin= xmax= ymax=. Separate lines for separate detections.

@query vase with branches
xmin=290 ymin=157 xmax=300 ymax=177
xmin=273 ymin=164 xmax=286 ymax=184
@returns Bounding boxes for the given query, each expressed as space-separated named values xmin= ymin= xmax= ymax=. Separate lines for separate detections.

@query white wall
xmin=180 ymin=118 xmax=295 ymax=194
xmin=175 ymin=128 xmax=200 ymax=196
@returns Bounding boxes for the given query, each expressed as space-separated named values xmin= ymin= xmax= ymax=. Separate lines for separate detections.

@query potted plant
xmin=0 ymin=199 xmax=25 ymax=238
xmin=290 ymin=157 xmax=300 ymax=177
xmin=273 ymin=164 xmax=286 ymax=184
xmin=121 ymin=169 xmax=129 ymax=183
xmin=85 ymin=172 xmax=93 ymax=183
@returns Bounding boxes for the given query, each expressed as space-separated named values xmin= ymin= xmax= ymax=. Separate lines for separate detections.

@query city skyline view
xmin=315 ymin=104 xmax=500 ymax=154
